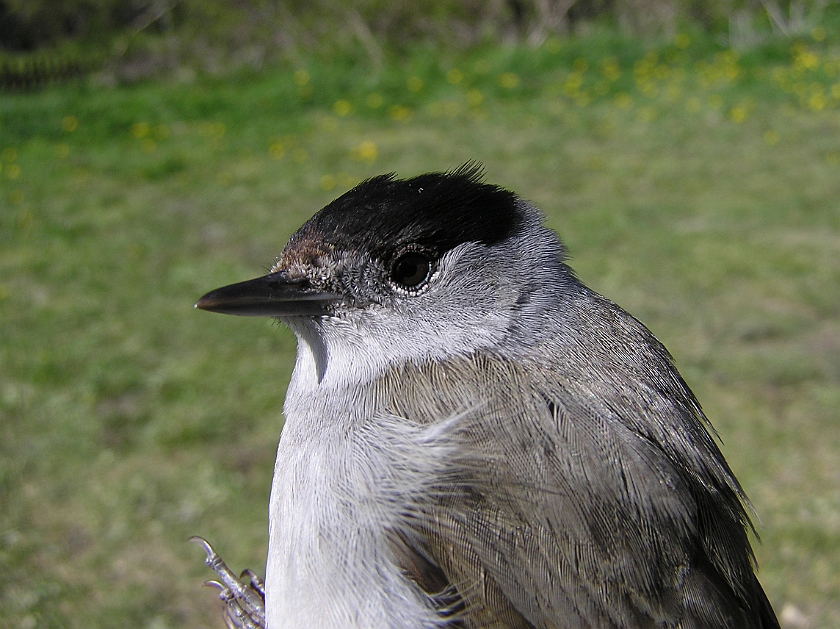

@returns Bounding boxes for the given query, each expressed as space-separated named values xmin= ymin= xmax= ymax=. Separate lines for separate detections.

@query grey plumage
xmin=195 ymin=164 xmax=779 ymax=629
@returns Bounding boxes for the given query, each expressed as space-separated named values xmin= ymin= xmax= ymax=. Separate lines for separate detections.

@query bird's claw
xmin=191 ymin=536 xmax=266 ymax=629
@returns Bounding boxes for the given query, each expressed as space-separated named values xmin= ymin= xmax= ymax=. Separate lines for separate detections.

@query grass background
xmin=2 ymin=25 xmax=840 ymax=629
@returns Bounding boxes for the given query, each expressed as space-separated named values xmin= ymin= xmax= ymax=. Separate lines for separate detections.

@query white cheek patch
xmin=288 ymin=243 xmax=519 ymax=392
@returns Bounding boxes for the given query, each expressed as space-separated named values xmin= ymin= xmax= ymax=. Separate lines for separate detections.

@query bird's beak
xmin=195 ymin=272 xmax=342 ymax=317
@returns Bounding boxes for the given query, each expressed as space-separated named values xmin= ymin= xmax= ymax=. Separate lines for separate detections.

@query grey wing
xmin=388 ymin=358 xmax=778 ymax=629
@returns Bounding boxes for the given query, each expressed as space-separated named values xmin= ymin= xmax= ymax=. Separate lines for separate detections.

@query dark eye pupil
xmin=391 ymin=253 xmax=431 ymax=288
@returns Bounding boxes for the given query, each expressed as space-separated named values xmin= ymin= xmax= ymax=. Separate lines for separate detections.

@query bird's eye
xmin=390 ymin=251 xmax=433 ymax=289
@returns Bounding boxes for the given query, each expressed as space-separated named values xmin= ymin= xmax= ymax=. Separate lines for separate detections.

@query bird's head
xmin=196 ymin=164 xmax=568 ymax=383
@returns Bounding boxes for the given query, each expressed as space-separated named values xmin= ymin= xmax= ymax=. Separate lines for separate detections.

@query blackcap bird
xmin=194 ymin=165 xmax=779 ymax=629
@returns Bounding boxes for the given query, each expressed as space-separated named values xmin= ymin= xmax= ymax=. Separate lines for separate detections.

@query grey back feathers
xmin=197 ymin=165 xmax=779 ymax=629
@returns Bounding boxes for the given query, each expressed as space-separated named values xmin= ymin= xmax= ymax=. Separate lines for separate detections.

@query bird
xmin=193 ymin=164 xmax=779 ymax=629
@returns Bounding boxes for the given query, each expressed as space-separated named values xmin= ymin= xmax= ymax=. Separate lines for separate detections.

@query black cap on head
xmin=286 ymin=163 xmax=525 ymax=263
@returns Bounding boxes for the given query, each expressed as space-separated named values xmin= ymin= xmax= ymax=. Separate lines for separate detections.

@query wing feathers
xmin=379 ymin=351 xmax=776 ymax=629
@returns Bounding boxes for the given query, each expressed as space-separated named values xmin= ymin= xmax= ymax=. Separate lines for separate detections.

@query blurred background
xmin=1 ymin=1 xmax=839 ymax=628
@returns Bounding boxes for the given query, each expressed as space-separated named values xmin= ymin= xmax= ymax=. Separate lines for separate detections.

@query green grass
xmin=2 ymin=31 xmax=840 ymax=628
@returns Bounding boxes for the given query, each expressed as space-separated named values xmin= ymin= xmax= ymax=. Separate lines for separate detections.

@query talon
xmin=191 ymin=537 xmax=267 ymax=629
xmin=189 ymin=535 xmax=219 ymax=568
xmin=204 ymin=580 xmax=235 ymax=603
xmin=241 ymin=569 xmax=266 ymax=597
